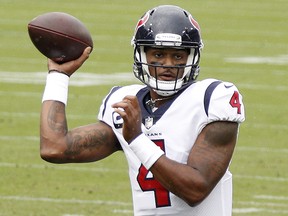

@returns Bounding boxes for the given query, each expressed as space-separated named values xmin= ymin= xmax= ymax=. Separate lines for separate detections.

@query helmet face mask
xmin=132 ymin=5 xmax=203 ymax=96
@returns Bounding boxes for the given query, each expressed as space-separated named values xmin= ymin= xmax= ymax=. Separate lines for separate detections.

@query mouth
xmin=148 ymin=63 xmax=183 ymax=81
xmin=156 ymin=70 xmax=178 ymax=81
xmin=158 ymin=74 xmax=176 ymax=81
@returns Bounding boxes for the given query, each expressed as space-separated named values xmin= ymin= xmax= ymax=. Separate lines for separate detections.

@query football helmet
xmin=131 ymin=5 xmax=204 ymax=96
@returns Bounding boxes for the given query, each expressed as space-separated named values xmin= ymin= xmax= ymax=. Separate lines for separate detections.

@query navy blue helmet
xmin=131 ymin=5 xmax=204 ymax=96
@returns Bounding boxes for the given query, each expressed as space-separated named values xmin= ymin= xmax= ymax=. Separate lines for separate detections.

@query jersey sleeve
xmin=206 ymin=81 xmax=245 ymax=123
xmin=97 ymin=86 xmax=122 ymax=126
xmin=97 ymin=84 xmax=145 ymax=128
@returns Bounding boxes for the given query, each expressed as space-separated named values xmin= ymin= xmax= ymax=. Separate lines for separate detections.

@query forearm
xmin=150 ymin=156 xmax=212 ymax=206
xmin=40 ymin=71 xmax=70 ymax=157
xmin=41 ymin=101 xmax=68 ymax=135
xmin=127 ymin=133 xmax=211 ymax=206
xmin=40 ymin=100 xmax=69 ymax=162
xmin=40 ymin=71 xmax=74 ymax=162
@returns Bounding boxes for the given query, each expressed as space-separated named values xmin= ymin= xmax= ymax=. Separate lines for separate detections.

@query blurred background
xmin=0 ymin=0 xmax=287 ymax=215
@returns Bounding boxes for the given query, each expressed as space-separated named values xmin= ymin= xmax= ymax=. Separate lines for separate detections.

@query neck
xmin=146 ymin=92 xmax=174 ymax=109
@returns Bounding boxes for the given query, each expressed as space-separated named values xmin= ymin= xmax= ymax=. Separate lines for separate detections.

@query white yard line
xmin=112 ymin=209 xmax=133 ymax=214
xmin=233 ymin=208 xmax=288 ymax=214
xmin=0 ymin=162 xmax=125 ymax=173
xmin=0 ymin=71 xmax=287 ymax=91
xmin=0 ymin=195 xmax=132 ymax=207
xmin=233 ymin=200 xmax=288 ymax=214
xmin=0 ymin=161 xmax=287 ymax=182
xmin=225 ymin=55 xmax=288 ymax=65
xmin=0 ymin=195 xmax=133 ymax=215
xmin=236 ymin=146 xmax=288 ymax=154
xmin=238 ymin=201 xmax=288 ymax=208
xmin=0 ymin=111 xmax=95 ymax=120
xmin=233 ymin=208 xmax=261 ymax=213
xmin=1 ymin=133 xmax=288 ymax=154
xmin=237 ymin=83 xmax=288 ymax=91
xmin=0 ymin=90 xmax=101 ymax=100
xmin=0 ymin=195 xmax=287 ymax=214
xmin=0 ymin=71 xmax=134 ymax=86
xmin=245 ymin=123 xmax=288 ymax=130
xmin=1 ymin=111 xmax=288 ymax=131
xmin=254 ymin=195 xmax=288 ymax=201
xmin=233 ymin=174 xmax=288 ymax=182
xmin=62 ymin=214 xmax=85 ymax=216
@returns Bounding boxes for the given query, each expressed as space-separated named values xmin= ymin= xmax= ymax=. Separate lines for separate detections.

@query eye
xmin=154 ymin=52 xmax=163 ymax=58
xmin=174 ymin=54 xmax=183 ymax=60
xmin=174 ymin=51 xmax=189 ymax=61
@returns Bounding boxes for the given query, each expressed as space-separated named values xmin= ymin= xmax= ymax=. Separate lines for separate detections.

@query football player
xmin=40 ymin=5 xmax=245 ymax=216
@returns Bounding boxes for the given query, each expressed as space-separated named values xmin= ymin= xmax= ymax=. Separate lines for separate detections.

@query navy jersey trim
xmin=204 ymin=81 xmax=222 ymax=116
xmin=137 ymin=84 xmax=193 ymax=127
xmin=136 ymin=87 xmax=176 ymax=126
xmin=101 ymin=86 xmax=122 ymax=118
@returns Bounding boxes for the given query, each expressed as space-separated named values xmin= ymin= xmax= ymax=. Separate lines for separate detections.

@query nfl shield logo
xmin=145 ymin=116 xmax=153 ymax=129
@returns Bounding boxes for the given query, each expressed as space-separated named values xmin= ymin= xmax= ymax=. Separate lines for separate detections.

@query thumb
xmin=72 ymin=46 xmax=92 ymax=69
xmin=82 ymin=46 xmax=92 ymax=59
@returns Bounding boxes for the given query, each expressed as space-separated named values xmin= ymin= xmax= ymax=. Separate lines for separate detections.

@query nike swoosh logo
xmin=224 ymin=84 xmax=234 ymax=88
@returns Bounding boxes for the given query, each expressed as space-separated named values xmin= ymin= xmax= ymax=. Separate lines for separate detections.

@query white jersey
xmin=98 ymin=78 xmax=245 ymax=216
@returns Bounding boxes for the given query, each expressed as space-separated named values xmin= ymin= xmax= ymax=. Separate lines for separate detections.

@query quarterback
xmin=40 ymin=5 xmax=245 ymax=216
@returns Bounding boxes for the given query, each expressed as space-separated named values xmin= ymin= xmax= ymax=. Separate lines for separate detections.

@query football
xmin=28 ymin=12 xmax=93 ymax=63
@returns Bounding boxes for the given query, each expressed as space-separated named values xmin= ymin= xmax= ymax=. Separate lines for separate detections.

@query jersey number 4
xmin=230 ymin=91 xmax=241 ymax=114
xmin=137 ymin=139 xmax=171 ymax=208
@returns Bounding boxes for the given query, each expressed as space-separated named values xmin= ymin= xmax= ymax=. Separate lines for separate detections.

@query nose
xmin=162 ymin=56 xmax=174 ymax=67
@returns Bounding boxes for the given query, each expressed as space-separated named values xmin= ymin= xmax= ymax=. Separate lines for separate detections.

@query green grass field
xmin=0 ymin=0 xmax=287 ymax=215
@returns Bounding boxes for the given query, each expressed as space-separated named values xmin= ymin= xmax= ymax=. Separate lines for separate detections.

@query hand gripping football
xmin=28 ymin=12 xmax=93 ymax=63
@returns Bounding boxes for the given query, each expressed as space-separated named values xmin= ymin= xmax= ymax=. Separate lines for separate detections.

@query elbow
xmin=40 ymin=148 xmax=63 ymax=163
xmin=182 ymin=182 xmax=212 ymax=207
xmin=185 ymin=195 xmax=206 ymax=207
xmin=40 ymin=147 xmax=65 ymax=163
xmin=184 ymin=193 xmax=206 ymax=207
xmin=40 ymin=138 xmax=66 ymax=163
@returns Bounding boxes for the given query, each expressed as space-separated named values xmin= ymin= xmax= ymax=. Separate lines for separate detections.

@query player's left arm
xmin=149 ymin=82 xmax=245 ymax=206
xmin=150 ymin=120 xmax=239 ymax=206
xmin=149 ymin=82 xmax=244 ymax=206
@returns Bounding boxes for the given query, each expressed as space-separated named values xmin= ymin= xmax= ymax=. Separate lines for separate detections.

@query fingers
xmin=112 ymin=99 xmax=132 ymax=119
xmin=75 ymin=47 xmax=92 ymax=65
xmin=112 ymin=96 xmax=141 ymax=120
xmin=47 ymin=46 xmax=92 ymax=76
xmin=112 ymin=96 xmax=142 ymax=142
xmin=112 ymin=96 xmax=137 ymax=112
xmin=85 ymin=46 xmax=92 ymax=55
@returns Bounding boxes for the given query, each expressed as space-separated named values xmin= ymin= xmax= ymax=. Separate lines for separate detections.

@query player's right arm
xmin=40 ymin=101 xmax=120 ymax=163
xmin=40 ymin=47 xmax=120 ymax=163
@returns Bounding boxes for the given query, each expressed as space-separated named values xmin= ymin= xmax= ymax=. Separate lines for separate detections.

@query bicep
xmin=65 ymin=121 xmax=120 ymax=162
xmin=188 ymin=121 xmax=239 ymax=185
xmin=41 ymin=120 xmax=120 ymax=163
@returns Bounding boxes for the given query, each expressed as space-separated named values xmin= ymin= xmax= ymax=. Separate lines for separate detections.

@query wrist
xmin=129 ymin=133 xmax=164 ymax=170
xmin=48 ymin=69 xmax=70 ymax=77
xmin=42 ymin=72 xmax=69 ymax=105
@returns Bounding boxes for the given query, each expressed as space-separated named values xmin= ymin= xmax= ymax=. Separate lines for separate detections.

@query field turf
xmin=0 ymin=0 xmax=287 ymax=215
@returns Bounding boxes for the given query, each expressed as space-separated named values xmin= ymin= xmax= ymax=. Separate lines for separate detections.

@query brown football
xmin=28 ymin=12 xmax=93 ymax=63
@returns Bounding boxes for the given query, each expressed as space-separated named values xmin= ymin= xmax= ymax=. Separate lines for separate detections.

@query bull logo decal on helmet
xmin=189 ymin=14 xmax=201 ymax=32
xmin=135 ymin=12 xmax=149 ymax=32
